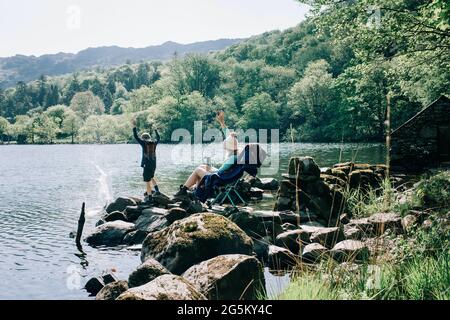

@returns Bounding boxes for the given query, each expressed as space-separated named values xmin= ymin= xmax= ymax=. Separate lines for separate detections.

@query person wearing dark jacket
xmin=132 ymin=118 xmax=160 ymax=200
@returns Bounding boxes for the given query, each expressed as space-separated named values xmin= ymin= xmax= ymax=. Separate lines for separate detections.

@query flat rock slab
xmin=331 ymin=240 xmax=369 ymax=263
xmin=182 ymin=254 xmax=265 ymax=300
xmin=368 ymin=212 xmax=403 ymax=235
xmin=303 ymin=226 xmax=344 ymax=248
xmin=117 ymin=275 xmax=206 ymax=300
xmin=268 ymin=245 xmax=297 ymax=270
xmin=302 ymin=243 xmax=328 ymax=263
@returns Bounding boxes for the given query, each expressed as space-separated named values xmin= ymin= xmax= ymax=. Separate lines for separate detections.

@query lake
xmin=0 ymin=142 xmax=385 ymax=299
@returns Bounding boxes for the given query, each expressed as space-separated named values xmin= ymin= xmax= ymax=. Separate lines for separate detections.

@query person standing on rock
xmin=173 ymin=110 xmax=239 ymax=200
xmin=132 ymin=118 xmax=161 ymax=202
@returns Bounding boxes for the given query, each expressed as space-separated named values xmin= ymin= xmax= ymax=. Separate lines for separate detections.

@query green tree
xmin=125 ymin=86 xmax=156 ymax=113
xmin=37 ymin=75 xmax=48 ymax=107
xmin=238 ymin=92 xmax=279 ymax=131
xmin=300 ymin=0 xmax=450 ymax=63
xmin=0 ymin=116 xmax=10 ymax=142
xmin=169 ymin=54 xmax=221 ymax=98
xmin=78 ymin=115 xmax=103 ymax=143
xmin=10 ymin=115 xmax=32 ymax=143
xmin=288 ymin=59 xmax=337 ymax=141
xmin=70 ymin=91 xmax=105 ymax=120
xmin=46 ymin=84 xmax=60 ymax=107
xmin=136 ymin=62 xmax=150 ymax=88
xmin=45 ymin=105 xmax=68 ymax=129
xmin=62 ymin=109 xmax=82 ymax=143
xmin=151 ymin=92 xmax=209 ymax=140
xmin=63 ymin=75 xmax=81 ymax=105
xmin=32 ymin=113 xmax=58 ymax=143
xmin=13 ymin=81 xmax=33 ymax=116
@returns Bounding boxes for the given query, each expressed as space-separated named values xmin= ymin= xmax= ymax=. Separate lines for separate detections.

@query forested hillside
xmin=0 ymin=39 xmax=243 ymax=88
xmin=0 ymin=0 xmax=448 ymax=144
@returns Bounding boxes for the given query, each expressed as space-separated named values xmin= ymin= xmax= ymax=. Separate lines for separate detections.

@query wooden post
xmin=386 ymin=94 xmax=391 ymax=178
xmin=385 ymin=94 xmax=392 ymax=209
xmin=75 ymin=202 xmax=86 ymax=249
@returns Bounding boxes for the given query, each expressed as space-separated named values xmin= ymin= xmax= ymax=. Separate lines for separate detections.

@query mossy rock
xmin=96 ymin=281 xmax=129 ymax=300
xmin=128 ymin=259 xmax=170 ymax=288
xmin=140 ymin=213 xmax=254 ymax=274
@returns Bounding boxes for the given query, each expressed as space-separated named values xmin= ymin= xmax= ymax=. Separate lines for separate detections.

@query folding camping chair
xmin=194 ymin=144 xmax=267 ymax=210
xmin=211 ymin=176 xmax=248 ymax=208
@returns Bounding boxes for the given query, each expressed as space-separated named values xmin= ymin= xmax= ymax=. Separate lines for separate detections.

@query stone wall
xmin=391 ymin=95 xmax=450 ymax=172
xmin=274 ymin=157 xmax=387 ymax=227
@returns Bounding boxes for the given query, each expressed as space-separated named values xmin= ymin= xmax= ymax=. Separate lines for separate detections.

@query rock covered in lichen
xmin=128 ymin=259 xmax=170 ymax=288
xmin=140 ymin=213 xmax=254 ymax=274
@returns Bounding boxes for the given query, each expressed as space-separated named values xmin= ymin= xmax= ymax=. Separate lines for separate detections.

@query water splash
xmin=85 ymin=165 xmax=113 ymax=217
xmin=95 ymin=165 xmax=113 ymax=206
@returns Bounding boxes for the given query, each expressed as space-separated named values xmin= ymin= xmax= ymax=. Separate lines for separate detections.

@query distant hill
xmin=0 ymin=38 xmax=244 ymax=88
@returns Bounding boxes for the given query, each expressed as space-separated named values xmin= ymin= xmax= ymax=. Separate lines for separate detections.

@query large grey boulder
xmin=105 ymin=197 xmax=137 ymax=214
xmin=96 ymin=281 xmax=129 ymax=300
xmin=128 ymin=259 xmax=170 ymax=288
xmin=85 ymin=221 xmax=135 ymax=246
xmin=331 ymin=240 xmax=369 ymax=262
xmin=182 ymin=254 xmax=265 ymax=300
xmin=117 ymin=275 xmax=206 ymax=300
xmin=141 ymin=213 xmax=253 ymax=274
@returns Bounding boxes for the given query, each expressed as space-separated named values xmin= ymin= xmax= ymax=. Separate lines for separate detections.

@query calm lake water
xmin=0 ymin=142 xmax=385 ymax=299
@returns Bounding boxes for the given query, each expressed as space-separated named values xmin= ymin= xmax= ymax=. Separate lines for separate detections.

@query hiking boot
xmin=173 ymin=185 xmax=190 ymax=201
xmin=143 ymin=195 xmax=154 ymax=205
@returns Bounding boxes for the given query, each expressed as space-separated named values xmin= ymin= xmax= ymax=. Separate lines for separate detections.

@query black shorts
xmin=143 ymin=158 xmax=156 ymax=182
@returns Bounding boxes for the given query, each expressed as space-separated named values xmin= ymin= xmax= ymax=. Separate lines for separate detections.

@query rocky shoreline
xmin=82 ymin=156 xmax=445 ymax=300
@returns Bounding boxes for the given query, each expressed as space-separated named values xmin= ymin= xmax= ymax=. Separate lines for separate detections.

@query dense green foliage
xmin=0 ymin=0 xmax=448 ymax=144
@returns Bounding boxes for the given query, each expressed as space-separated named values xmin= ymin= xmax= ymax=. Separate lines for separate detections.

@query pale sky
xmin=0 ymin=0 xmax=309 ymax=57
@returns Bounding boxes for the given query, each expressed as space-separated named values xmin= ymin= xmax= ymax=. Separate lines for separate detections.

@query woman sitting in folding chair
xmin=173 ymin=111 xmax=239 ymax=201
